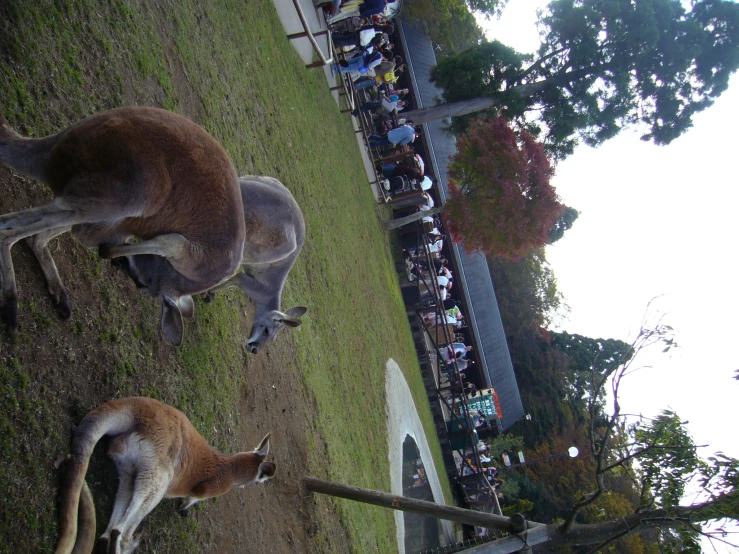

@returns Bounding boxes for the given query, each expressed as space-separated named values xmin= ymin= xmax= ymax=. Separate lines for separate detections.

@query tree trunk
xmin=402 ymin=71 xmax=599 ymax=125
xmin=384 ymin=207 xmax=442 ymax=230
xmin=551 ymin=494 xmax=737 ymax=547
xmin=402 ymin=97 xmax=500 ymax=125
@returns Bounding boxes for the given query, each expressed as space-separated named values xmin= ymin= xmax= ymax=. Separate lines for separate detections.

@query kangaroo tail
xmin=70 ymin=482 xmax=96 ymax=554
xmin=0 ymin=106 xmax=54 ymax=182
xmin=54 ymin=402 xmax=135 ymax=554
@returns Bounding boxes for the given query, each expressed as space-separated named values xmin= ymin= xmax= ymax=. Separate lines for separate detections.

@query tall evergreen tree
xmin=403 ymin=0 xmax=739 ymax=157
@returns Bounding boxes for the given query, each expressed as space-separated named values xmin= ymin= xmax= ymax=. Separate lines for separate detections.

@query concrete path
xmin=270 ymin=0 xmax=382 ymax=198
xmin=386 ymin=358 xmax=455 ymax=552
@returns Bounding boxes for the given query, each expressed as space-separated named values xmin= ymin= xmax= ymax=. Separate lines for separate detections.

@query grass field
xmin=0 ymin=0 xmax=453 ymax=552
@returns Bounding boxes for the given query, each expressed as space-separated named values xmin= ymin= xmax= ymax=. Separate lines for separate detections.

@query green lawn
xmin=0 ymin=0 xmax=453 ymax=552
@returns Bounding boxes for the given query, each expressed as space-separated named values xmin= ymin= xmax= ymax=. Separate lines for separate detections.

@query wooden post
xmin=384 ymin=208 xmax=443 ymax=230
xmin=302 ymin=477 xmax=541 ymax=532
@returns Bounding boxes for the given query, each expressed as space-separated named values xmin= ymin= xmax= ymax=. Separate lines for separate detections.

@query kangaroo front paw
xmin=98 ymin=244 xmax=112 ymax=259
xmin=53 ymin=289 xmax=72 ymax=320
xmin=95 ymin=535 xmax=110 ymax=554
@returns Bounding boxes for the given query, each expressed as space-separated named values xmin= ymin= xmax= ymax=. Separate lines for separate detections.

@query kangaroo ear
xmin=284 ymin=306 xmax=308 ymax=318
xmin=161 ymin=297 xmax=184 ymax=346
xmin=257 ymin=461 xmax=276 ymax=482
xmin=254 ymin=433 xmax=270 ymax=457
xmin=178 ymin=295 xmax=195 ymax=319
xmin=272 ymin=307 xmax=306 ymax=328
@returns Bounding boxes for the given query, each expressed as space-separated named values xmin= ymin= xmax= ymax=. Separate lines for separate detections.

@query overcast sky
xmin=479 ymin=1 xmax=739 ymax=548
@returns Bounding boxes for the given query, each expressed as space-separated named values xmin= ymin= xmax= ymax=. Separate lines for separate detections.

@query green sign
xmin=467 ymin=390 xmax=497 ymax=418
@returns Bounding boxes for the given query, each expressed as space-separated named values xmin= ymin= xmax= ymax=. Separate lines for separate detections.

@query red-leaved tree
xmin=444 ymin=117 xmax=563 ymax=260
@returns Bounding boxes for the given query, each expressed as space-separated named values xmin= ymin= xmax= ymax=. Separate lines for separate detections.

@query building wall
xmin=397 ymin=19 xmax=525 ymax=429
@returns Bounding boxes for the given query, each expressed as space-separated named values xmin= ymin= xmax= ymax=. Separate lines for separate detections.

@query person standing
xmin=368 ymin=124 xmax=418 ymax=148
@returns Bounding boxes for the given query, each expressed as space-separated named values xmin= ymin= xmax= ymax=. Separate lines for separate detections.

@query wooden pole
xmin=384 ymin=208 xmax=443 ymax=230
xmin=302 ymin=477 xmax=540 ymax=532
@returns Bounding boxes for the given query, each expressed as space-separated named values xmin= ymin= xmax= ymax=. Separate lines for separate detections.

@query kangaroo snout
xmin=247 ymin=342 xmax=259 ymax=355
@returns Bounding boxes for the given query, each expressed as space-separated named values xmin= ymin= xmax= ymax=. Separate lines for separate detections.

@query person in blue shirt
xmin=351 ymin=93 xmax=405 ymax=116
xmin=334 ymin=50 xmax=384 ymax=74
xmin=368 ymin=124 xmax=418 ymax=148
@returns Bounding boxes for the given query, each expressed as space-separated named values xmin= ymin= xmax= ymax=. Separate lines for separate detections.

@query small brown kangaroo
xmin=0 ymin=106 xmax=246 ymax=345
xmin=55 ymin=397 xmax=276 ymax=554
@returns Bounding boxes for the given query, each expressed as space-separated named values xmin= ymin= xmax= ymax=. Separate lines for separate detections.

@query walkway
xmin=386 ymin=358 xmax=456 ymax=552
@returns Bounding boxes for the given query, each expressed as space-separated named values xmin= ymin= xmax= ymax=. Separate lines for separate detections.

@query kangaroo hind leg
xmin=110 ymin=471 xmax=169 ymax=554
xmin=98 ymin=468 xmax=134 ymax=554
xmin=26 ymin=225 xmax=72 ymax=319
xmin=0 ymin=204 xmax=82 ymax=329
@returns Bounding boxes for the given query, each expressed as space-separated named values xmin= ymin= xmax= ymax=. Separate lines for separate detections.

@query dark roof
xmin=397 ymin=19 xmax=525 ymax=430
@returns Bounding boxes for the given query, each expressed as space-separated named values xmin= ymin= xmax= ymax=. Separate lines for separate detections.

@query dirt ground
xmin=0 ymin=175 xmax=351 ymax=554
xmin=0 ymin=3 xmax=353 ymax=551
xmin=0 ymin=182 xmax=352 ymax=554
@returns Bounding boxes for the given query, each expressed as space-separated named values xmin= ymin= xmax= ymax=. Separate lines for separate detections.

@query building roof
xmin=397 ymin=19 xmax=525 ymax=430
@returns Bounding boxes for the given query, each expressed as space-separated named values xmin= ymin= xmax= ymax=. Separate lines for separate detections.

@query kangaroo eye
xmin=263 ymin=328 xmax=270 ymax=336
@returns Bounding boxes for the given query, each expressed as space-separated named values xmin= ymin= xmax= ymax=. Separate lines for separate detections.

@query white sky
xmin=480 ymin=1 xmax=739 ymax=548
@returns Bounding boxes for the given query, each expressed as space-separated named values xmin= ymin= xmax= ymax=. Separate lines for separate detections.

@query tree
xmin=444 ymin=117 xmax=565 ymax=259
xmin=541 ymin=315 xmax=738 ymax=552
xmin=491 ymin=299 xmax=738 ymax=552
xmin=487 ymin=247 xmax=565 ymax=334
xmin=403 ymin=0 xmax=739 ymax=157
xmin=547 ymin=206 xmax=579 ymax=243
xmin=401 ymin=0 xmax=487 ymax=56
xmin=550 ymin=331 xmax=635 ymax=411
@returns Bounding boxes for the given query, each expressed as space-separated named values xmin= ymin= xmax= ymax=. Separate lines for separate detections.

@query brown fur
xmin=0 ymin=106 xmax=245 ymax=344
xmin=55 ymin=397 xmax=275 ymax=554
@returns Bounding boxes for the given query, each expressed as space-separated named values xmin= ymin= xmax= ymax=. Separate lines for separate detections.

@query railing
xmin=399 ymin=226 xmax=503 ymax=522
xmin=287 ymin=0 xmax=333 ymax=68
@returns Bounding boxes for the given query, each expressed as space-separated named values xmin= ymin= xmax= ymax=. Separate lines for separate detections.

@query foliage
xmin=467 ymin=0 xmax=507 ymax=18
xmin=487 ymin=247 xmax=566 ymax=334
xmin=629 ymin=410 xmax=706 ymax=511
xmin=520 ymin=423 xmax=596 ymax=521
xmin=549 ymin=312 xmax=738 ymax=551
xmin=402 ymin=0 xmax=485 ymax=56
xmin=485 ymin=432 xmax=524 ymax=460
xmin=547 ymin=206 xmax=579 ymax=244
xmin=550 ymin=331 xmax=635 ymax=414
xmin=444 ymin=117 xmax=564 ymax=260
xmin=501 ymin=498 xmax=534 ymax=517
xmin=495 ymin=302 xmax=739 ymax=550
xmin=426 ymin=0 xmax=739 ymax=157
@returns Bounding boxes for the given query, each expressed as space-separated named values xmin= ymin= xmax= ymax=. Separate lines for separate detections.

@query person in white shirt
xmin=420 ymin=176 xmax=434 ymax=190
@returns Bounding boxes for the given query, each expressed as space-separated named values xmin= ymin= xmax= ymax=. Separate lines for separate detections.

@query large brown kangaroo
xmin=204 ymin=176 xmax=307 ymax=354
xmin=0 ymin=106 xmax=245 ymax=345
xmin=55 ymin=397 xmax=276 ymax=554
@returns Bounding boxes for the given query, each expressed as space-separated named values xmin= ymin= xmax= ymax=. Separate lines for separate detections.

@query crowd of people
xmin=322 ymin=4 xmax=501 ymax=515
xmin=320 ymin=7 xmax=437 ymax=201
